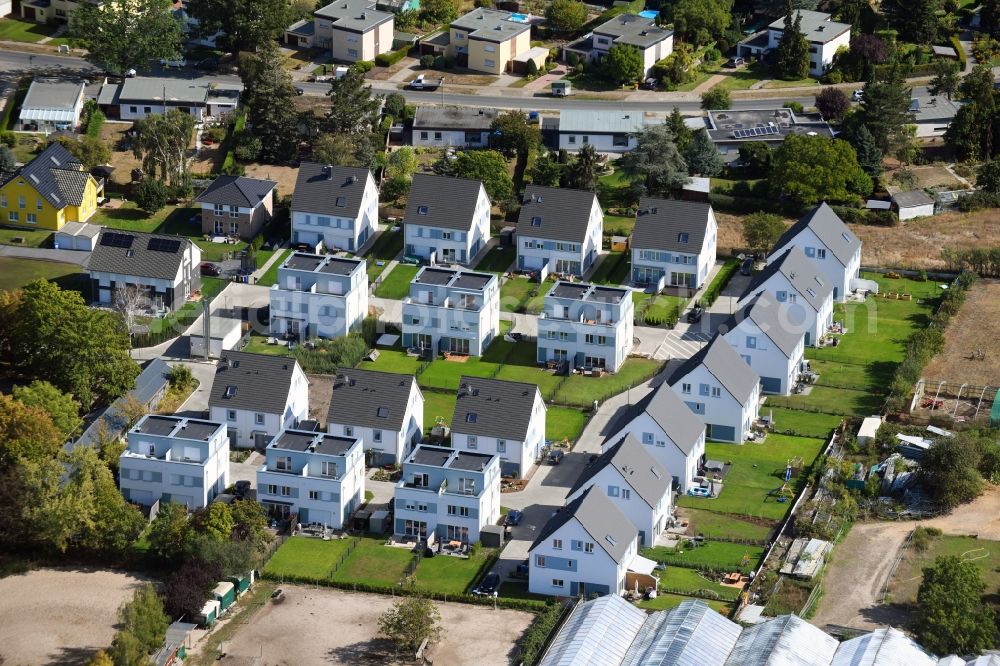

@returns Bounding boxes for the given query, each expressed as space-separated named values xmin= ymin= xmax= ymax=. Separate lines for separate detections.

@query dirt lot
xmin=307 ymin=373 xmax=335 ymax=422
xmin=216 ymin=586 xmax=533 ymax=665
xmin=100 ymin=122 xmax=143 ymax=187
xmin=922 ymin=280 xmax=1000 ymax=386
xmin=812 ymin=485 xmax=1000 ymax=631
xmin=243 ymin=164 xmax=300 ymax=200
xmin=0 ymin=567 xmax=148 ymax=665
xmin=886 ymin=163 xmax=967 ymax=191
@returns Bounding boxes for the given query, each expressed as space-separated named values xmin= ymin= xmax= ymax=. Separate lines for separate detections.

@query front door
xmin=416 ymin=334 xmax=433 ymax=349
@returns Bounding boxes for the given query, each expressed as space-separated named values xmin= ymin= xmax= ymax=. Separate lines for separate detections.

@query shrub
xmin=433 ymin=55 xmax=445 ymax=69
xmin=351 ymin=61 xmax=375 ymax=74
xmin=822 ymin=70 xmax=843 ymax=84
xmin=703 ymin=46 xmax=721 ymax=62
xmin=518 ymin=602 xmax=566 ymax=666
xmin=233 ymin=132 xmax=262 ymax=162
xmin=420 ymin=54 xmax=435 ymax=68
xmin=134 ymin=178 xmax=169 ymax=214
xmin=702 ymin=259 xmax=739 ymax=306
xmin=784 ymin=100 xmax=804 ymax=114
xmin=526 ymin=59 xmax=539 ymax=76
xmin=701 ymin=87 xmax=730 ymax=110
xmin=0 ymin=131 xmax=15 ymax=148
xmin=294 ymin=334 xmax=370 ymax=374
xmin=374 ymin=47 xmax=410 ymax=67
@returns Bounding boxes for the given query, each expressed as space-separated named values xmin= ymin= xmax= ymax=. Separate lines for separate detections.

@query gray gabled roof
xmin=666 ymin=333 xmax=759 ymax=403
xmin=292 ymin=163 xmax=373 ymax=218
xmin=89 ymin=229 xmax=194 ymax=281
xmin=451 ymin=376 xmax=541 ymax=441
xmin=326 ymin=367 xmax=420 ymax=432
xmin=631 ymin=198 xmax=713 ymax=253
xmin=404 ymin=173 xmax=486 ymax=231
xmin=1 ymin=142 xmax=93 ymax=208
xmin=530 ymin=485 xmax=637 ymax=563
xmin=72 ymin=358 xmax=172 ymax=450
xmin=721 ymin=292 xmax=803 ymax=358
xmin=772 ymin=202 xmax=860 ymax=267
xmin=891 ymin=190 xmax=935 ymax=208
xmin=194 ymin=175 xmax=277 ymax=208
xmin=569 ymin=433 xmax=670 ymax=509
xmin=208 ymin=351 xmax=302 ymax=415
xmin=605 ymin=382 xmax=705 ymax=456
xmin=413 ymin=105 xmax=498 ymax=131
xmin=516 ymin=185 xmax=600 ymax=243
xmin=740 ymin=246 xmax=832 ymax=312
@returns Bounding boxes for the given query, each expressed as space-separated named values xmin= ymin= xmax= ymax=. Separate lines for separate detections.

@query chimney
xmin=347 ymin=175 xmax=357 ymax=184
xmin=326 ymin=165 xmax=334 ymax=180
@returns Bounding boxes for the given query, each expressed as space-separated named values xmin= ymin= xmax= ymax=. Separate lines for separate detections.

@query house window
xmin=417 ymin=206 xmax=428 ymax=215
xmin=255 ymin=413 xmax=265 ymax=425
xmin=280 ymin=486 xmax=291 ymax=496
xmin=335 ymin=196 xmax=346 ymax=207
xmin=229 ymin=205 xmax=239 ymax=218
xmin=776 ymin=291 xmax=787 ymax=302
xmin=484 ymin=44 xmax=496 ymax=53
xmin=806 ymin=288 xmax=816 ymax=298
xmin=18 ymin=196 xmax=25 ymax=209
xmin=5 ymin=212 xmax=13 ymax=223
xmin=420 ymin=131 xmax=428 ymax=140
xmin=309 ymin=490 xmax=321 ymax=500
xmin=742 ymin=354 xmax=752 ymax=366
xmin=531 ymin=216 xmax=541 ymax=227
xmin=497 ymin=439 xmax=506 ymax=453
xmin=484 ymin=59 xmax=496 ymax=68
xmin=348 ymin=48 xmax=359 ymax=58
xmin=213 ymin=203 xmax=223 ymax=215
xmin=681 ymin=382 xmax=691 ymax=394
xmin=227 ymin=410 xmax=236 ymax=421
xmin=215 ymin=220 xmax=223 ymax=234
xmin=816 ymin=248 xmax=827 ymax=259
xmin=552 ymin=578 xmax=564 ymax=588
xmin=467 ymin=435 xmax=477 ymax=449
xmin=804 ymin=247 xmax=816 ymax=258
xmin=344 ymin=426 xmax=353 ymax=437
xmin=746 ymin=336 xmax=757 ymax=349
xmin=26 ymin=213 xmax=36 ymax=224
xmin=144 ymin=107 xmax=151 ymax=114
xmin=0 ymin=194 xmax=5 ymax=207
xmin=434 ymin=131 xmax=442 ymax=140
xmin=642 ymin=432 xmax=653 ymax=445
xmin=442 ymin=231 xmax=452 ymax=240
xmin=129 ymin=106 xmax=137 ymax=113
xmin=622 ymin=488 xmax=631 ymax=499
xmin=582 ymin=135 xmax=589 ymax=144
xmin=584 ymin=542 xmax=594 ymax=553
xmin=373 ymin=429 xmax=382 ymax=443
xmin=321 ymin=461 xmax=337 ymax=477
xmin=536 ymin=555 xmax=546 ymax=567
xmin=608 ymin=485 xmax=619 ymax=497
xmin=571 ymin=540 xmax=582 ymax=551
xmin=266 ymin=484 xmax=278 ymax=495
xmin=275 ymin=456 xmax=291 ymax=471
xmin=585 ymin=333 xmax=594 ymax=344
xmin=35 ymin=199 xmax=42 ymax=211
xmin=711 ymin=386 xmax=721 ymax=398
xmin=230 ymin=221 xmax=239 ymax=234
xmin=612 ymin=134 xmax=628 ymax=147
xmin=553 ymin=538 xmax=562 ymax=549
xmin=568 ymin=136 xmax=576 ymax=144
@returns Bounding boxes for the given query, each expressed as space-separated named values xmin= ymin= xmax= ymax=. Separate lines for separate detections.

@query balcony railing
xmin=122 ymin=448 xmax=205 ymax=464
xmin=260 ymin=464 xmax=342 ymax=481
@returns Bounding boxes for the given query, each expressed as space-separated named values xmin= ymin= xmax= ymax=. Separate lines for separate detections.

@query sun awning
xmin=19 ymin=107 xmax=77 ymax=122
xmin=628 ymin=554 xmax=657 ymax=576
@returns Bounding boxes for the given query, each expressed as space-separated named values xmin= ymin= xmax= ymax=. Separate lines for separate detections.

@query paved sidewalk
xmin=251 ymin=241 xmax=288 ymax=281
xmin=0 ymin=245 xmax=90 ymax=265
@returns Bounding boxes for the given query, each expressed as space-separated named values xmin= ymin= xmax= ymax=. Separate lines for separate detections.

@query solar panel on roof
xmin=100 ymin=232 xmax=134 ymax=248
xmin=148 ymin=238 xmax=182 ymax=253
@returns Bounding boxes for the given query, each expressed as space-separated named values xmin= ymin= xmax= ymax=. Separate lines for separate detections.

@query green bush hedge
xmin=830 ymin=204 xmax=898 ymax=227
xmin=950 ymin=34 xmax=967 ymax=70
xmin=709 ymin=192 xmax=804 ymax=217
xmin=374 ymin=47 xmax=411 ymax=67
xmin=220 ymin=110 xmax=246 ymax=175
xmin=1 ymin=79 xmax=29 ymax=131
xmin=702 ymin=259 xmax=739 ymax=307
xmin=518 ymin=602 xmax=568 ymax=666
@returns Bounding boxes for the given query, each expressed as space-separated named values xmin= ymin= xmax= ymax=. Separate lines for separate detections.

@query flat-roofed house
xmin=268 ymin=252 xmax=368 ymax=342
xmin=285 ymin=0 xmax=394 ymax=62
xmin=401 ymin=266 xmax=500 ymax=356
xmin=537 ymin=281 xmax=634 ymax=373
xmin=98 ymin=77 xmax=242 ymax=121
xmin=412 ymin=106 xmax=498 ymax=148
xmin=557 ymin=109 xmax=652 ymax=153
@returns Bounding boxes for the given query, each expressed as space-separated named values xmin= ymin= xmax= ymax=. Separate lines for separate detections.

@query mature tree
xmin=86 ymin=650 xmax=114 ymax=666
xmin=983 ymin=0 xmax=1000 ymax=34
xmin=230 ymin=499 xmax=271 ymax=551
xmin=0 ymin=455 xmax=83 ymax=552
xmin=847 ymin=124 xmax=883 ymax=181
xmin=311 ymin=134 xmax=372 ymax=169
xmin=738 ymin=142 xmax=774 ymax=178
xmin=919 ymin=434 xmax=985 ymax=509
xmin=146 ymin=502 xmax=192 ymax=561
xmin=70 ymin=0 xmax=182 ymax=76
xmin=164 ymin=558 xmax=223 ymax=618
xmin=620 ymin=125 xmax=688 ymax=199
xmin=671 ymin=0 xmax=732 ymax=48
xmin=977 ymin=158 xmax=1000 ymax=193
xmin=929 ymin=60 xmax=960 ymax=101
xmin=602 ymin=44 xmax=644 ymax=85
xmin=190 ymin=502 xmax=234 ymax=543
xmin=886 ymin=0 xmax=940 ymax=44
xmin=327 ymin=68 xmax=382 ymax=135
xmin=0 ymin=393 xmax=63 ymax=469
xmin=132 ymin=110 xmax=195 ymax=186
xmin=529 ymin=151 xmax=565 ymax=187
xmin=378 ymin=588 xmax=443 ymax=654
xmin=771 ymin=135 xmax=872 ymax=204
xmin=545 ymin=0 xmax=587 ymax=34
xmin=240 ymin=41 xmax=300 ymax=164
xmin=419 ymin=0 xmax=458 ymax=24
xmin=844 ymin=34 xmax=888 ymax=82
xmin=667 ymin=107 xmax=693 ymax=154
xmin=64 ymin=445 xmax=145 ymax=555
xmin=853 ymin=66 xmax=913 ymax=154
xmin=566 ymin=144 xmax=604 ymax=191
xmin=383 ymin=147 xmax=419 ymax=201
xmin=814 ymin=88 xmax=850 ymax=121
xmin=134 ymin=179 xmax=169 ymax=215
xmin=945 ymin=104 xmax=992 ymax=161
xmin=186 ymin=0 xmax=288 ymax=53
xmin=915 ymin=556 xmax=997 ymax=655
xmin=490 ymin=111 xmax=541 ymax=158
xmin=11 ymin=380 xmax=81 ymax=440
xmin=891 ymin=168 xmax=918 ymax=191
xmin=654 ymin=43 xmax=695 ymax=88
xmin=108 ymin=629 xmax=146 ymax=666
xmin=742 ymin=213 xmax=787 ymax=256
xmin=685 ymin=129 xmax=723 ymax=176
xmin=0 ymin=146 xmax=14 ymax=174
xmin=775 ymin=5 xmax=810 ymax=80
xmin=960 ymin=64 xmax=997 ymax=107
xmin=383 ymin=93 xmax=408 ymax=121
xmin=118 ymin=583 xmax=169 ymax=655
xmin=700 ymin=87 xmax=731 ymax=110
xmin=55 ymin=136 xmax=111 ymax=170
xmin=450 ymin=150 xmax=513 ymax=201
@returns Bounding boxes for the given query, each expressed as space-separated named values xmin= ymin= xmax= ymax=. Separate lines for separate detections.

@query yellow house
xmin=446 ymin=8 xmax=533 ymax=75
xmin=0 ymin=141 xmax=100 ymax=232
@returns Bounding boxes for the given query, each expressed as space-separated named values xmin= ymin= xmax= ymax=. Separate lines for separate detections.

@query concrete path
xmin=251 ymin=241 xmax=288 ymax=281
xmin=692 ymin=73 xmax=727 ymax=94
xmin=523 ymin=67 xmax=567 ymax=92
xmin=0 ymin=245 xmax=90 ymax=265
xmin=171 ymin=358 xmax=218 ymax=416
xmin=36 ymin=25 xmax=66 ymax=45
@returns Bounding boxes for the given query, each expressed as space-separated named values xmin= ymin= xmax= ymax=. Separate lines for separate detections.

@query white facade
xmin=326 ymin=377 xmax=424 ymax=466
xmin=669 ymin=364 xmax=760 ymax=444
xmin=558 ymin=132 xmax=639 ymax=153
xmin=739 ymin=276 xmax=834 ymax=348
xmin=537 ymin=282 xmax=634 ymax=373
xmin=604 ymin=411 xmax=706 ymax=491
xmin=401 ymin=267 xmax=500 ymax=357
xmin=269 ymin=253 xmax=369 ymax=342
xmin=766 ymin=11 xmax=851 ymax=76
xmin=518 ymin=198 xmax=604 ymax=276
xmin=450 ymin=387 xmax=546 ymax=478
xmin=723 ymin=314 xmax=805 ymax=396
xmin=403 ymin=184 xmax=491 ymax=265
xmin=119 ymin=415 xmax=229 ymax=510
xmin=771 ymin=227 xmax=861 ymax=302
xmin=566 ymin=465 xmax=671 ymax=548
xmin=631 ymin=208 xmax=718 ymax=290
xmin=89 ymin=242 xmax=201 ymax=311
xmin=413 ymin=128 xmax=490 ymax=148
xmin=291 ymin=172 xmax=379 ymax=253
xmin=896 ymin=201 xmax=936 ymax=221
xmin=209 ymin=364 xmax=309 ymax=449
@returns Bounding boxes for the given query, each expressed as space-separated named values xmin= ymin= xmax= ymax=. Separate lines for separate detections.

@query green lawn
xmin=330 ymin=537 xmax=415 ymax=586
xmin=655 ymin=567 xmax=740 ymax=601
xmin=263 ymin=536 xmax=354 ymax=580
xmin=374 ymin=264 xmax=419 ymax=299
xmin=0 ymin=17 xmax=61 ymax=42
xmin=144 ymin=277 xmax=226 ymax=335
xmin=553 ymin=358 xmax=662 ymax=407
xmin=767 ymin=385 xmax=884 ymax=416
xmin=589 ymin=252 xmax=630 ymax=286
xmin=633 ymin=292 xmax=688 ymax=327
xmin=254 ymin=249 xmax=290 ymax=287
xmin=413 ymin=547 xmax=495 ymax=595
xmin=0 ymin=226 xmax=50 ymax=248
xmin=0 ymin=257 xmax=87 ymax=294
xmin=423 ymin=390 xmax=457 ymax=432
xmin=603 ymin=215 xmax=635 ymax=237
xmin=888 ymin=535 xmax=1000 ymax=605
xmin=499 ymin=276 xmax=547 ymax=314
xmin=475 ymin=244 xmax=516 ymax=273
xmin=642 ymin=540 xmax=765 ymax=573
xmin=365 ymin=227 xmax=404 ymax=282
xmin=547 ymin=406 xmax=589 ymax=443
xmin=497 ymin=581 xmax=553 ymax=606
xmin=677 ymin=434 xmax=826 ymax=521
xmin=637 ymin=591 xmax=731 ymax=613
xmin=680 ymin=508 xmax=774 ymax=542
xmin=242 ymin=334 xmax=294 ymax=357
xmin=362 ymin=346 xmax=426 ymax=376
xmin=91 ymin=202 xmax=179 ymax=233
xmin=764 ymin=407 xmax=843 ymax=439
xmin=494 ymin=362 xmax=564 ymax=400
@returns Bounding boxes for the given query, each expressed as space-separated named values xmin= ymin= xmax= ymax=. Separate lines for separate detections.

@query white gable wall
xmin=603 ymin=411 xmax=705 ymax=492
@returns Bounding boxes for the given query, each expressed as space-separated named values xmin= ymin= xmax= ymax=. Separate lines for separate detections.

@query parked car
xmin=852 ymin=89 xmax=864 ymax=102
xmin=505 ymin=510 xmax=523 ymax=526
xmin=514 ymin=560 xmax=530 ymax=579
xmin=641 ymin=78 xmax=659 ymax=90
xmin=686 ymin=304 xmax=704 ymax=324
xmin=473 ymin=572 xmax=501 ymax=597
xmin=200 ymin=262 xmax=222 ymax=277
xmin=725 ymin=56 xmax=745 ymax=68
xmin=234 ymin=480 xmax=251 ymax=498
xmin=194 ymin=57 xmax=220 ymax=71
xmin=295 ymin=87 xmax=304 ymax=96
xmin=688 ymin=486 xmax=711 ymax=497
xmin=545 ymin=449 xmax=564 ymax=465
xmin=160 ymin=57 xmax=188 ymax=68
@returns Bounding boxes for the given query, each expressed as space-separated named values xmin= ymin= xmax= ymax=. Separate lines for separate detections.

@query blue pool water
xmin=638 ymin=10 xmax=659 ymax=18
xmin=510 ymin=12 xmax=529 ymax=22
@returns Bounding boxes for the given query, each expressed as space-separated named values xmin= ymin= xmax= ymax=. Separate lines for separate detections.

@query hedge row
xmin=702 ymin=259 xmax=739 ymax=307
xmin=1 ymin=79 xmax=29 ymax=131
xmin=829 ymin=204 xmax=898 ymax=227
xmin=220 ymin=110 xmax=246 ymax=175
xmin=950 ymin=34 xmax=967 ymax=71
xmin=374 ymin=46 xmax=411 ymax=67
xmin=518 ymin=601 xmax=570 ymax=666
xmin=85 ymin=108 xmax=105 ymax=139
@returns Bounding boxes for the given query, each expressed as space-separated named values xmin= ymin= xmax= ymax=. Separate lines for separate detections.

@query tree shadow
xmin=48 ymin=646 xmax=100 ymax=666
xmin=326 ymin=638 xmax=398 ymax=663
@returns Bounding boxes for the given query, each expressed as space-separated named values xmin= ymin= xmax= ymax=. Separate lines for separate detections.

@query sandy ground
xmin=0 ymin=567 xmax=148 ymax=666
xmin=923 ymin=280 xmax=1000 ymax=386
xmin=307 ymin=373 xmax=335 ymax=422
xmin=812 ymin=485 xmax=1000 ymax=631
xmin=243 ymin=164 xmax=299 ymax=201
xmin=216 ymin=586 xmax=533 ymax=666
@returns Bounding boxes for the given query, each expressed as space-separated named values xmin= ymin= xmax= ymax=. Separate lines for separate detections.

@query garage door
xmin=760 ymin=376 xmax=782 ymax=394
xmin=99 ymin=287 xmax=111 ymax=303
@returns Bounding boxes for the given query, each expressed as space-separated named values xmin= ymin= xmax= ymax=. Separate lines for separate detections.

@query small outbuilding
xmin=196 ymin=599 xmax=221 ymax=627
xmin=480 ymin=524 xmax=506 ymax=548
xmin=892 ymin=190 xmax=936 ymax=221
xmin=189 ymin=315 xmax=243 ymax=359
xmin=17 ymin=78 xmax=86 ymax=132
xmin=213 ymin=581 xmax=236 ymax=613
xmin=857 ymin=416 xmax=882 ymax=446
xmin=53 ymin=221 xmax=101 ymax=251
xmin=780 ymin=537 xmax=831 ymax=579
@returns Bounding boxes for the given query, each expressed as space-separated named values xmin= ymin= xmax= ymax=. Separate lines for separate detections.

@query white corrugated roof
xmin=539 ymin=595 xmax=646 ymax=666
xmin=832 ymin=628 xmax=936 ymax=666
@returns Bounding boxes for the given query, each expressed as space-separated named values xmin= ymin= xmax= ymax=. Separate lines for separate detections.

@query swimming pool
xmin=510 ymin=12 xmax=529 ymax=22
xmin=638 ymin=9 xmax=659 ymax=18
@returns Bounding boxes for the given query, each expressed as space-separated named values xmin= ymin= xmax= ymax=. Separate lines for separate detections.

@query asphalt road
xmin=0 ymin=49 xmax=933 ymax=113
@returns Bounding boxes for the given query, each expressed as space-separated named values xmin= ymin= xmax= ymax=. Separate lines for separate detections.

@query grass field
xmin=547 ymin=406 xmax=589 ymax=443
xmin=0 ymin=226 xmax=50 ymax=248
xmin=765 ymin=407 xmax=844 ymax=439
xmin=0 ymin=257 xmax=87 ymax=294
xmin=256 ymin=249 xmax=291 ymax=287
xmin=91 ymin=202 xmax=178 ymax=233
xmin=655 ymin=567 xmax=741 ymax=601
xmin=423 ymin=390 xmax=457 ymax=432
xmin=0 ymin=17 xmax=60 ymax=42
xmin=330 ymin=537 xmax=414 ymax=586
xmin=680 ymin=508 xmax=774 ymax=542
xmin=643 ymin=540 xmax=766 ymax=573
xmin=475 ymin=244 xmax=516 ymax=273
xmin=242 ymin=334 xmax=294 ymax=357
xmin=364 ymin=227 xmax=404 ymax=282
xmin=553 ymin=358 xmax=662 ymax=407
xmin=413 ymin=548 xmax=494 ymax=595
xmin=363 ymin=346 xmax=426 ymax=376
xmin=589 ymin=252 xmax=630 ymax=286
xmin=888 ymin=534 xmax=1000 ymax=606
xmin=500 ymin=276 xmax=546 ymax=314
xmin=263 ymin=537 xmax=354 ymax=580
xmin=637 ymin=591 xmax=731 ymax=613
xmin=374 ymin=264 xmax=419 ymax=299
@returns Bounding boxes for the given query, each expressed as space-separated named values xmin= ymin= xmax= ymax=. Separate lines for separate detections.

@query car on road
xmin=852 ymin=89 xmax=864 ymax=102
xmin=686 ymin=303 xmax=704 ymax=324
xmin=473 ymin=572 xmax=501 ymax=597
xmin=504 ymin=510 xmax=523 ymax=526
xmin=160 ymin=57 xmax=188 ymax=68
xmin=725 ymin=56 xmax=745 ymax=68
xmin=200 ymin=262 xmax=221 ymax=277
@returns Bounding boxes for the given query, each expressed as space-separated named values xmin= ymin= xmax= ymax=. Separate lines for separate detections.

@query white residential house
xmin=567 ymin=434 xmax=672 ymax=547
xmin=88 ymin=230 xmax=201 ymax=311
xmin=721 ymin=292 xmax=806 ymax=396
xmin=528 ymin=486 xmax=651 ymax=598
xmin=630 ymin=198 xmax=718 ymax=290
xmin=97 ymin=77 xmax=242 ymax=121
xmin=401 ymin=266 xmax=500 ymax=356
xmin=268 ymin=252 xmax=369 ymax=342
xmin=603 ymin=381 xmax=707 ymax=491
xmin=516 ymin=185 xmax=604 ymax=277
xmin=769 ymin=202 xmax=862 ymax=302
xmin=537 ymin=281 xmax=634 ymax=373
xmin=291 ymin=164 xmax=378 ymax=253
xmin=119 ymin=415 xmax=229 ymax=510
xmin=665 ymin=334 xmax=761 ymax=444
xmin=16 ymin=78 xmax=86 ymax=132
xmin=256 ymin=428 xmax=366 ymax=528
xmin=738 ymin=10 xmax=851 ymax=76
xmin=565 ymin=13 xmax=673 ymax=77
xmin=556 ymin=109 xmax=653 ymax=153
xmin=208 ymin=351 xmax=310 ymax=450
xmin=326 ymin=368 xmax=424 ymax=466
xmin=393 ymin=445 xmax=501 ymax=544
xmin=403 ymin=173 xmax=491 ymax=265
xmin=450 ymin=376 xmax=546 ymax=478
xmin=412 ymin=106 xmax=498 ymax=148
xmin=738 ymin=246 xmax=835 ymax=347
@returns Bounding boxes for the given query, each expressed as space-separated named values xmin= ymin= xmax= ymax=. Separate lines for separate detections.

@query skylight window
xmin=224 ymin=385 xmax=238 ymax=398
xmin=417 ymin=205 xmax=429 ymax=215
xmin=806 ymin=288 xmax=816 ymax=298
xmin=335 ymin=196 xmax=346 ymax=207
xmin=678 ymin=233 xmax=689 ymax=243
xmin=376 ymin=407 xmax=389 ymax=418
xmin=605 ymin=534 xmax=617 ymax=547
xmin=531 ymin=216 xmax=541 ymax=227
xmin=466 ymin=413 xmax=478 ymax=423
xmin=841 ymin=232 xmax=850 ymax=241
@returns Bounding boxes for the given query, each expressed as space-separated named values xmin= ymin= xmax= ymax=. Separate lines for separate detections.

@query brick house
xmin=194 ymin=175 xmax=278 ymax=241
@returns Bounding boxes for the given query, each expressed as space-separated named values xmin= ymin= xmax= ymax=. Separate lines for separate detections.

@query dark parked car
xmin=505 ymin=510 xmax=523 ymax=526
xmin=194 ymin=57 xmax=220 ymax=71
xmin=740 ymin=257 xmax=754 ymax=276
xmin=686 ymin=303 xmax=704 ymax=324
xmin=200 ymin=262 xmax=221 ymax=277
xmin=546 ymin=449 xmax=564 ymax=465
xmin=292 ymin=242 xmax=314 ymax=252
xmin=234 ymin=480 xmax=251 ymax=498
xmin=295 ymin=86 xmax=305 ymax=95
xmin=473 ymin=572 xmax=501 ymax=597
xmin=725 ymin=56 xmax=745 ymax=68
